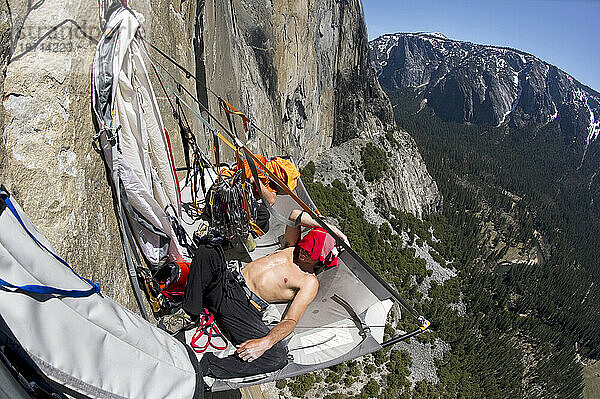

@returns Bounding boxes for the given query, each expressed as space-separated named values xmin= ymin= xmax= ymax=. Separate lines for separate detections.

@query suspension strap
xmin=118 ymin=188 xmax=150 ymax=320
xmin=0 ymin=277 xmax=99 ymax=298
xmin=219 ymin=98 xmax=250 ymax=135
xmin=0 ymin=190 xmax=101 ymax=297
xmin=220 ymin=98 xmax=239 ymax=142
xmin=139 ymin=38 xmax=286 ymax=154
xmin=163 ymin=127 xmax=182 ymax=206
xmin=175 ymin=100 xmax=192 ymax=182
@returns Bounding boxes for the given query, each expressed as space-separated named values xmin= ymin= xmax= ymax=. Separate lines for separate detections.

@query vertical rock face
xmin=0 ymin=0 xmax=10 ymax=174
xmin=0 ymin=0 xmax=198 ymax=310
xmin=197 ymin=0 xmax=393 ymax=164
xmin=0 ymin=0 xmax=437 ymax=314
xmin=197 ymin=0 xmax=436 ymax=218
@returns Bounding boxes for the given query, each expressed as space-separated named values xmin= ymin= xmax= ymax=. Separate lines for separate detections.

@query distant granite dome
xmin=369 ymin=32 xmax=600 ymax=161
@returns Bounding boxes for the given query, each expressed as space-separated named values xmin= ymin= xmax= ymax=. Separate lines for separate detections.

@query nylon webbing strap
xmin=220 ymin=99 xmax=238 ymax=143
xmin=119 ymin=199 xmax=150 ymax=319
xmin=235 ymin=150 xmax=265 ymax=236
xmin=219 ymin=99 xmax=250 ymax=132
xmin=213 ymin=130 xmax=220 ymax=173
xmin=331 ymin=294 xmax=367 ymax=338
xmin=176 ymin=101 xmax=192 ymax=184
xmin=0 ymin=277 xmax=99 ymax=298
xmin=0 ymin=185 xmax=7 ymax=216
xmin=163 ymin=127 xmax=182 ymax=206
xmin=0 ymin=192 xmax=100 ymax=297
xmin=117 ymin=186 xmax=149 ymax=321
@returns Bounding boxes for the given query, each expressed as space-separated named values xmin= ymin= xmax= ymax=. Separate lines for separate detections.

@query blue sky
xmin=363 ymin=0 xmax=600 ymax=92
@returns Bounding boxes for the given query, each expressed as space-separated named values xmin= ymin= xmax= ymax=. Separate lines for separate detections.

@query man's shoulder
xmin=255 ymin=247 xmax=293 ymax=263
xmin=271 ymin=246 xmax=294 ymax=256
xmin=299 ymin=273 xmax=319 ymax=292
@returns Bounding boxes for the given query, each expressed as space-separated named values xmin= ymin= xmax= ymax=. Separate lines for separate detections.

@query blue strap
xmin=1 ymin=195 xmax=101 ymax=297
xmin=0 ymin=277 xmax=99 ymax=297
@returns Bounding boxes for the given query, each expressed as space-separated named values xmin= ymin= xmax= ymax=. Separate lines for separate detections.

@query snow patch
xmin=496 ymin=73 xmax=521 ymax=127
xmin=496 ymin=57 xmax=507 ymax=70
xmin=509 ymin=77 xmax=523 ymax=113
xmin=546 ymin=84 xmax=558 ymax=122
xmin=585 ymin=100 xmax=600 ymax=145
xmin=518 ymin=53 xmax=528 ymax=65
xmin=428 ymin=32 xmax=447 ymax=39
xmin=374 ymin=34 xmax=400 ymax=62
xmin=580 ymin=93 xmax=600 ymax=166
xmin=497 ymin=109 xmax=511 ymax=127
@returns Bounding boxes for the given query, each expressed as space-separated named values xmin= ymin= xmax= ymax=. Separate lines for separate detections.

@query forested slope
xmin=386 ymin=87 xmax=598 ymax=397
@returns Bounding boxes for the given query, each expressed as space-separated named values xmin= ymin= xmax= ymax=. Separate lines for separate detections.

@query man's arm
xmin=283 ymin=209 xmax=348 ymax=248
xmin=250 ymin=177 xmax=277 ymax=205
xmin=235 ymin=275 xmax=319 ymax=362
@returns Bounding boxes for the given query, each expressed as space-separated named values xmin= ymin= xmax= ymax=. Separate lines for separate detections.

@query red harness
xmin=190 ymin=308 xmax=228 ymax=353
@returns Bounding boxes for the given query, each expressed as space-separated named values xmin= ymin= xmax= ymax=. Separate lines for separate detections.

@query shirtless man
xmin=182 ymin=209 xmax=347 ymax=380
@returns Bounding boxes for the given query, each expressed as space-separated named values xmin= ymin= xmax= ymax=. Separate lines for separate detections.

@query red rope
xmin=163 ymin=128 xmax=182 ymax=203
